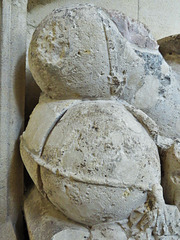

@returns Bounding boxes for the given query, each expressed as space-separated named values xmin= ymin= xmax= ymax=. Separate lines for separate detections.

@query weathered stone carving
xmin=21 ymin=4 xmax=180 ymax=239
xmin=21 ymin=97 xmax=160 ymax=226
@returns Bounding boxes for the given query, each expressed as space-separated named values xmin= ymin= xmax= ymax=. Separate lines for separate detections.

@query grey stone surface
xmin=0 ymin=221 xmax=17 ymax=240
xmin=0 ymin=0 xmax=27 ymax=238
xmin=52 ymin=229 xmax=90 ymax=240
xmin=110 ymin=15 xmax=180 ymax=139
xmin=0 ymin=1 xmax=180 ymax=239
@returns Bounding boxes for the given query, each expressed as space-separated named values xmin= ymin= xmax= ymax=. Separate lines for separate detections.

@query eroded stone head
xmin=29 ymin=4 xmax=180 ymax=140
xmin=29 ymin=5 xmax=122 ymax=99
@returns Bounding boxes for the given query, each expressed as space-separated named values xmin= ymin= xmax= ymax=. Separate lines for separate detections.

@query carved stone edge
xmin=0 ymin=0 xmax=27 ymax=239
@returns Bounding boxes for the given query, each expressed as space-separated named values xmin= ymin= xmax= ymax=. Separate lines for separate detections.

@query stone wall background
xmin=0 ymin=1 xmax=27 ymax=239
xmin=27 ymin=0 xmax=180 ymax=43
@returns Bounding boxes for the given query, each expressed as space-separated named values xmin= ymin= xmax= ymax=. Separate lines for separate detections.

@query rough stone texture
xmin=122 ymin=53 xmax=180 ymax=140
xmin=156 ymin=36 xmax=180 ymax=211
xmin=90 ymin=223 xmax=127 ymax=240
xmin=0 ymin=0 xmax=27 ymax=239
xmin=28 ymin=5 xmax=180 ymax=140
xmin=21 ymin=98 xmax=160 ymax=226
xmin=28 ymin=4 xmax=157 ymax=100
xmin=26 ymin=0 xmax=138 ymax=117
xmin=21 ymin=4 xmax=180 ymax=239
xmin=28 ymin=5 xmax=115 ymax=99
xmin=107 ymin=10 xmax=180 ymax=140
xmin=26 ymin=0 xmax=180 ymax=119
xmin=122 ymin=100 xmax=159 ymax=140
xmin=24 ymin=186 xmax=90 ymax=240
xmin=119 ymin=185 xmax=180 ymax=239
xmin=108 ymin=11 xmax=180 ymax=140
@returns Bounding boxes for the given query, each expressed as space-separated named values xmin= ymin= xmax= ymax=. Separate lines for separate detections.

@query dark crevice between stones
xmin=158 ymin=34 xmax=180 ymax=56
xmin=157 ymin=146 xmax=169 ymax=205
xmin=23 ymin=211 xmax=30 ymax=240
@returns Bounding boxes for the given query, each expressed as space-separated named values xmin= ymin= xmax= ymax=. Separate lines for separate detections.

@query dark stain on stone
xmin=135 ymin=50 xmax=163 ymax=78
xmin=161 ymin=75 xmax=171 ymax=87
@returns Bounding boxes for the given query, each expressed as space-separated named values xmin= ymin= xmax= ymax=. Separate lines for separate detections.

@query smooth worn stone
xmin=0 ymin=0 xmax=27 ymax=238
xmin=20 ymin=96 xmax=80 ymax=194
xmin=21 ymin=99 xmax=160 ymax=226
xmin=106 ymin=9 xmax=158 ymax=50
xmin=24 ymin=186 xmax=90 ymax=240
xmin=52 ymin=229 xmax=90 ymax=240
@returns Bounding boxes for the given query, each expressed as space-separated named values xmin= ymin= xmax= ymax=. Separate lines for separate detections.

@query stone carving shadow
xmin=28 ymin=0 xmax=54 ymax=11
xmin=25 ymin=69 xmax=41 ymax=125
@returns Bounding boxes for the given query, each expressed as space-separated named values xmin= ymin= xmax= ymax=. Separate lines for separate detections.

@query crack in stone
xmin=39 ymin=109 xmax=68 ymax=157
xmin=23 ymin=143 xmax=151 ymax=191
xmin=102 ymin=21 xmax=112 ymax=78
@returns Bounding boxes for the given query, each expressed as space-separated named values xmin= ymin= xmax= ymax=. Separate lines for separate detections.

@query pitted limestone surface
xmin=21 ymin=99 xmax=160 ymax=225
xmin=29 ymin=5 xmax=116 ymax=99
xmin=22 ymin=4 xmax=180 ymax=237
xmin=29 ymin=5 xmax=180 ymax=139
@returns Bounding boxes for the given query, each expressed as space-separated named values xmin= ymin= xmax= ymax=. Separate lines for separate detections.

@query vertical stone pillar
xmin=0 ymin=0 xmax=27 ymax=239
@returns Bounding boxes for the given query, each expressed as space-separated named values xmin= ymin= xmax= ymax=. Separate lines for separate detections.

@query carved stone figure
xmin=20 ymin=4 xmax=180 ymax=239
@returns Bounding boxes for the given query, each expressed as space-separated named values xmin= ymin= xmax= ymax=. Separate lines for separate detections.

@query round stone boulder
xmin=20 ymin=99 xmax=160 ymax=225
